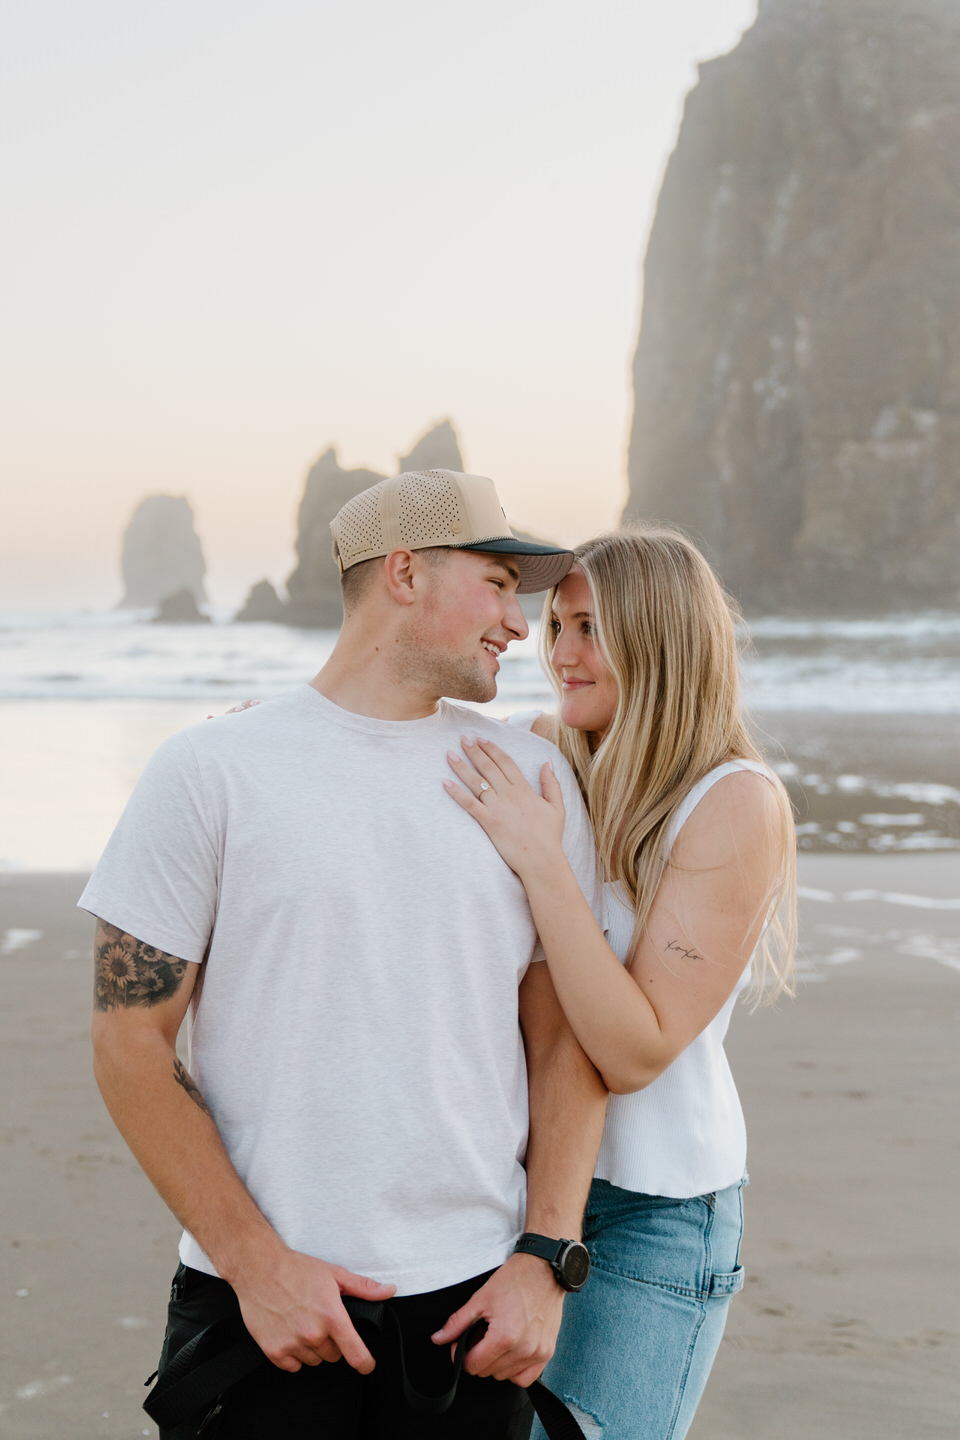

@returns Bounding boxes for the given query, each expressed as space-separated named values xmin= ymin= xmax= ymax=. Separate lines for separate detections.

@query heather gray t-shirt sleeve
xmin=79 ymin=731 xmax=219 ymax=964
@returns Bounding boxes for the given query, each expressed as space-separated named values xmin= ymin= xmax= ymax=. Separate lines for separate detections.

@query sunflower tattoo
xmin=93 ymin=921 xmax=188 ymax=1010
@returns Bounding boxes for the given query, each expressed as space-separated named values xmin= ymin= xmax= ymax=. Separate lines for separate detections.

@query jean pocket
xmin=708 ymin=1264 xmax=745 ymax=1298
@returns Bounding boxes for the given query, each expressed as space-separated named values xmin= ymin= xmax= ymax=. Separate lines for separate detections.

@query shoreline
xmin=2 ymin=856 xmax=958 ymax=1438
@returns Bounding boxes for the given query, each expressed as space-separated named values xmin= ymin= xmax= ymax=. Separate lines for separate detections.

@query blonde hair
xmin=541 ymin=526 xmax=796 ymax=1004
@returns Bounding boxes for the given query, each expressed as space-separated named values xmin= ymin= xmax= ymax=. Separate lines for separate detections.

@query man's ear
xmin=382 ymin=548 xmax=419 ymax=605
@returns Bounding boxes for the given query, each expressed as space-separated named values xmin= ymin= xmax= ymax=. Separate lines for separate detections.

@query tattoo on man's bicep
xmin=664 ymin=938 xmax=704 ymax=963
xmin=93 ymin=921 xmax=189 ymax=1011
xmin=173 ymin=1057 xmax=212 ymax=1117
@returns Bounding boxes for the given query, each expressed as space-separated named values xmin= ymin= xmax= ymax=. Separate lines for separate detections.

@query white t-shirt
xmin=80 ymin=685 xmax=600 ymax=1295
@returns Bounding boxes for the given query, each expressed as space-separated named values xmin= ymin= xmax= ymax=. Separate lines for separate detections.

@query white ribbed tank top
xmin=508 ymin=713 xmax=771 ymax=1198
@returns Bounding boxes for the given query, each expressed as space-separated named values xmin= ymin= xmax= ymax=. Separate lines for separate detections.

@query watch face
xmin=560 ymin=1242 xmax=591 ymax=1291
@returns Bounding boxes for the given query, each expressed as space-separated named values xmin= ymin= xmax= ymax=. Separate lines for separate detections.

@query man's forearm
xmin=90 ymin=920 xmax=282 ymax=1284
xmin=432 ymin=964 xmax=607 ymax=1388
xmin=92 ymin=1015 xmax=282 ymax=1285
xmin=91 ymin=920 xmax=394 ymax=1373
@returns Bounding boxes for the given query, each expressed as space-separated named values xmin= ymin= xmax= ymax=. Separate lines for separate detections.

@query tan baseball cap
xmin=330 ymin=469 xmax=574 ymax=593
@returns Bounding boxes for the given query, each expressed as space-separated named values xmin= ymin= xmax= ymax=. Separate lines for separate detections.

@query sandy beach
xmin=2 ymin=855 xmax=958 ymax=1440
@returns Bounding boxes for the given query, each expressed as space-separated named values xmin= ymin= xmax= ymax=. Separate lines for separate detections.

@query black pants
xmin=157 ymin=1264 xmax=534 ymax=1439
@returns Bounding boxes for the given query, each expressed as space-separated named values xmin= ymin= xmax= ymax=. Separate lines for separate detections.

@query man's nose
xmin=504 ymin=592 xmax=529 ymax=641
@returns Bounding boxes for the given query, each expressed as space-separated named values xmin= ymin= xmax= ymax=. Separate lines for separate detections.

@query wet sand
xmin=690 ymin=852 xmax=960 ymax=1440
xmin=753 ymin=710 xmax=959 ymax=853
xmin=2 ymin=858 xmax=959 ymax=1439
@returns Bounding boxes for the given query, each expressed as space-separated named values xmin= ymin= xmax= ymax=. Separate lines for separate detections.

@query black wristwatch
xmin=513 ymin=1232 xmax=591 ymax=1292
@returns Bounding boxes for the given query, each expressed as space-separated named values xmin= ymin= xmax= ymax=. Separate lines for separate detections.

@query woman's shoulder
xmin=506 ymin=709 xmax=557 ymax=742
xmin=666 ymin=761 xmax=782 ymax=862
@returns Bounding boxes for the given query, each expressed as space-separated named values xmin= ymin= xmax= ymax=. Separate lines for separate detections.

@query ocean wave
xmin=0 ymin=611 xmax=958 ymax=711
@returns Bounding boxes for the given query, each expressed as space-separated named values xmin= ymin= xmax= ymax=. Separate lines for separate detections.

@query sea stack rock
xmin=624 ymin=0 xmax=960 ymax=611
xmin=150 ymin=588 xmax=211 ymax=624
xmin=234 ymin=579 xmax=288 ymax=623
xmin=285 ymin=421 xmax=465 ymax=627
xmin=120 ymin=495 xmax=207 ymax=609
xmin=397 ymin=419 xmax=464 ymax=475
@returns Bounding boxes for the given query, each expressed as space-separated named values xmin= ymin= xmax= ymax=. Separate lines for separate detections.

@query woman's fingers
xmin=540 ymin=760 xmax=561 ymax=802
xmin=461 ymin=736 xmax=530 ymax=789
xmin=442 ymin=775 xmax=487 ymax=817
xmin=445 ymin=753 xmax=490 ymax=803
xmin=459 ymin=735 xmax=507 ymax=788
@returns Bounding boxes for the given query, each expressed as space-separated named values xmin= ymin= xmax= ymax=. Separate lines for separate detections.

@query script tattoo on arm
xmin=664 ymin=938 xmax=705 ymax=963
xmin=93 ymin=921 xmax=189 ymax=1011
xmin=173 ymin=1057 xmax=212 ymax=1116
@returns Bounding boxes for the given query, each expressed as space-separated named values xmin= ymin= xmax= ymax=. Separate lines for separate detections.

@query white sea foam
xmin=1 ymin=609 xmax=957 ymax=711
xmin=799 ymin=887 xmax=960 ymax=910
xmin=0 ymin=615 xmax=552 ymax=709
xmin=0 ymin=929 xmax=43 ymax=955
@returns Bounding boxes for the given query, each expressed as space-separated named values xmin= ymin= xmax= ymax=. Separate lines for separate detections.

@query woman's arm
xmin=445 ymin=739 xmax=783 ymax=1094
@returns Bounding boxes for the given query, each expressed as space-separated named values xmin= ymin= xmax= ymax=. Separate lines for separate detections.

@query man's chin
xmin=443 ymin=666 xmax=498 ymax=705
xmin=446 ymin=682 xmax=497 ymax=705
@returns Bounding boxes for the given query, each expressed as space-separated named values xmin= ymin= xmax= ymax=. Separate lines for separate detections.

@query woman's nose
xmin=551 ymin=628 xmax=574 ymax=668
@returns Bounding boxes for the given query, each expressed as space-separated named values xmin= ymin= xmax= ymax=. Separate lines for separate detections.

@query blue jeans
xmin=533 ymin=1178 xmax=746 ymax=1440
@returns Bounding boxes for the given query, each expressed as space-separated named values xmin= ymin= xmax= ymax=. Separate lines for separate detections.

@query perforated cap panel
xmin=396 ymin=471 xmax=463 ymax=544
xmin=341 ymin=483 xmax=384 ymax=558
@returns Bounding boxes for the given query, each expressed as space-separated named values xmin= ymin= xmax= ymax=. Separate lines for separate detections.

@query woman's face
xmin=549 ymin=569 xmax=619 ymax=743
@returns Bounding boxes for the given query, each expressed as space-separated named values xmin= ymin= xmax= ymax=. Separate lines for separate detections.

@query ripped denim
xmin=532 ymin=1177 xmax=746 ymax=1440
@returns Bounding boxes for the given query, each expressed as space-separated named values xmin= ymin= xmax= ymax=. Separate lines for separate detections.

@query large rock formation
xmin=120 ymin=495 xmax=207 ymax=609
xmin=285 ymin=421 xmax=465 ymax=627
xmin=624 ymin=0 xmax=960 ymax=611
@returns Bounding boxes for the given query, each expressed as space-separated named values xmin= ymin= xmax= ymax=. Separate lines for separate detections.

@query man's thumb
xmin=339 ymin=1269 xmax=396 ymax=1300
xmin=431 ymin=1302 xmax=478 ymax=1344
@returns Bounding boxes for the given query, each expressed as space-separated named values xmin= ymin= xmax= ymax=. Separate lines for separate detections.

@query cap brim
xmin=456 ymin=537 xmax=575 ymax=593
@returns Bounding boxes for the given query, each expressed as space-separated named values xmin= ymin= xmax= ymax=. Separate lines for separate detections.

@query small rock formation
xmin=120 ymin=495 xmax=207 ymax=609
xmin=397 ymin=419 xmax=464 ymax=475
xmin=150 ymin=587 xmax=211 ymax=624
xmin=285 ymin=421 xmax=466 ymax=627
xmin=234 ymin=579 xmax=288 ymax=623
xmin=624 ymin=0 xmax=960 ymax=611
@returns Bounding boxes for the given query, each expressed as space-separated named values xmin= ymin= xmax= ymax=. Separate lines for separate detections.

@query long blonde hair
xmin=541 ymin=527 xmax=796 ymax=1003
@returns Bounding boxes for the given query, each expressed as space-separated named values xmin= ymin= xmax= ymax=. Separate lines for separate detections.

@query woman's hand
xmin=444 ymin=737 xmax=566 ymax=880
xmin=206 ymin=699 xmax=261 ymax=719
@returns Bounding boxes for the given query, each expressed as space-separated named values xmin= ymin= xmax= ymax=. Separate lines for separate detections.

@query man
xmin=83 ymin=469 xmax=607 ymax=1438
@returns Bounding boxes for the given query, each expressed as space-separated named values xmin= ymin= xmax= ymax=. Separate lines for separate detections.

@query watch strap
xmin=514 ymin=1232 xmax=566 ymax=1266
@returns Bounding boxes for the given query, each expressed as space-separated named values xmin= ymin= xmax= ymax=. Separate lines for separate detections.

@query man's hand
xmin=430 ymin=1253 xmax=565 ymax=1388
xmin=233 ymin=1244 xmax=396 ymax=1374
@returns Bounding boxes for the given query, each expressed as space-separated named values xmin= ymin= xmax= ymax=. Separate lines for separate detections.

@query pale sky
xmin=1 ymin=0 xmax=758 ymax=612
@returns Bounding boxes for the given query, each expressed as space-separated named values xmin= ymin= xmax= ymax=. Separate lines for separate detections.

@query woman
xmin=443 ymin=527 xmax=797 ymax=1440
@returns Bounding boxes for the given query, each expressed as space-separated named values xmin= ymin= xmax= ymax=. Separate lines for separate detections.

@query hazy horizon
xmin=1 ymin=0 xmax=759 ymax=613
